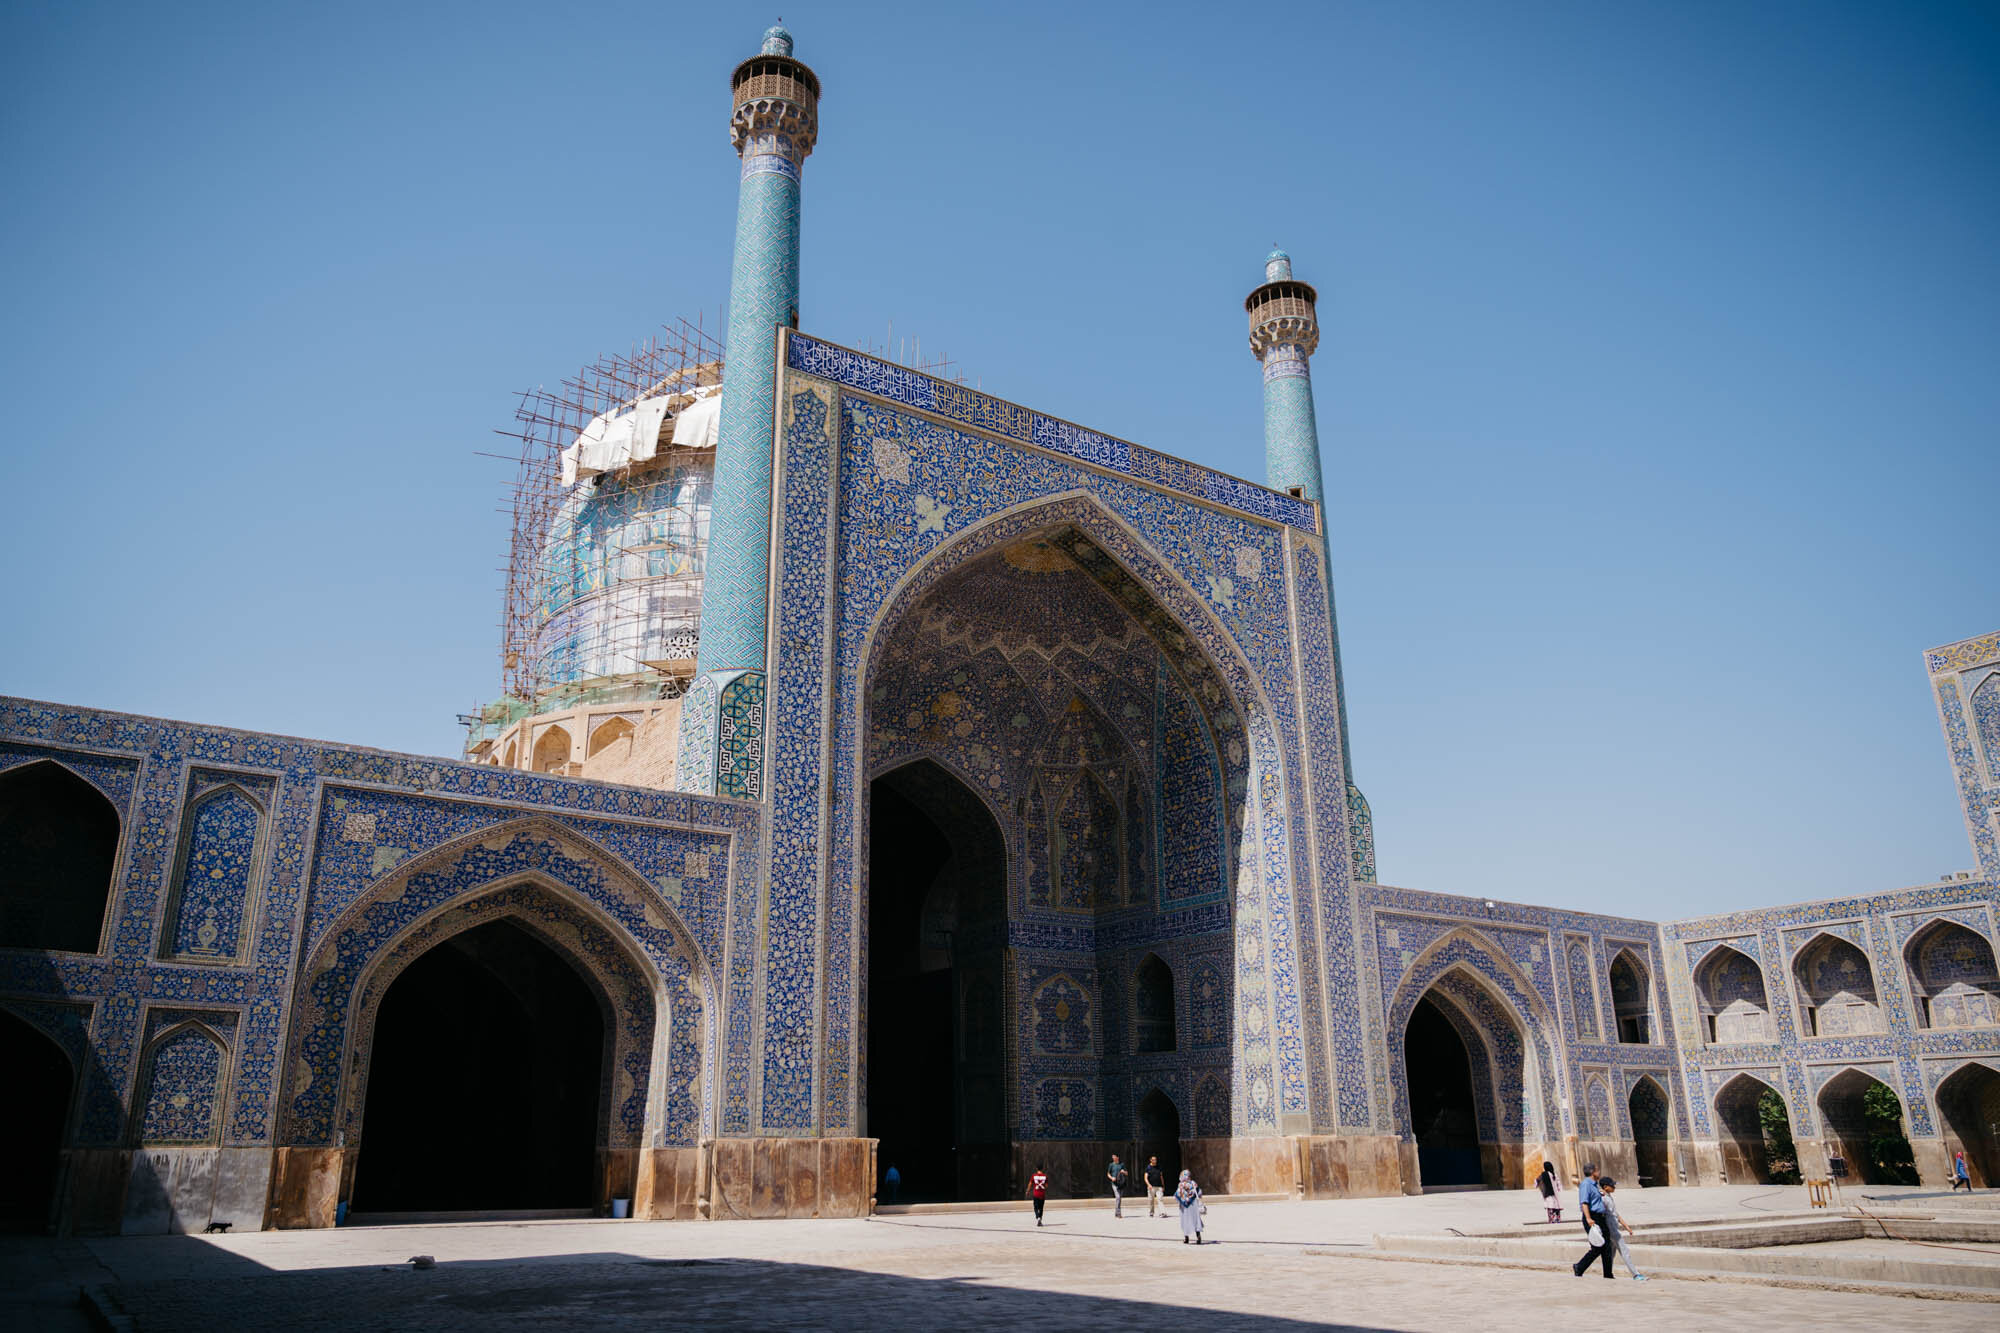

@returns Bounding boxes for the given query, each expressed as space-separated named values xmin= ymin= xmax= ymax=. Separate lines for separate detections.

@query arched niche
xmin=866 ymin=758 xmax=1009 ymax=1201
xmin=533 ymin=724 xmax=573 ymax=774
xmin=1134 ymin=954 xmax=1175 ymax=1053
xmin=588 ymin=716 xmax=636 ymax=759
xmin=1816 ymin=1067 xmax=1917 ymax=1186
xmin=0 ymin=760 xmax=120 ymax=953
xmin=1607 ymin=948 xmax=1655 ymax=1045
xmin=1693 ymin=945 xmax=1772 ymax=1044
xmin=1935 ymin=1061 xmax=2000 ymax=1188
xmin=1903 ymin=920 xmax=2000 ymax=1030
xmin=1790 ymin=932 xmax=1883 ymax=1037
xmin=134 ymin=1022 xmax=228 ymax=1146
xmin=1713 ymin=1072 xmax=1796 ymax=1184
xmin=0 ymin=1006 xmax=75 ymax=1231
xmin=1629 ymin=1075 xmax=1673 ymax=1187
xmin=1135 ymin=1086 xmax=1182 ymax=1183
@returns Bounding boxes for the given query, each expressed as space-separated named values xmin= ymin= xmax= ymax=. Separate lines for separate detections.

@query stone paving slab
xmin=12 ymin=1188 xmax=1993 ymax=1332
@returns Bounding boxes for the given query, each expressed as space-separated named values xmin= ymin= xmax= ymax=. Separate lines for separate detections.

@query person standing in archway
xmin=1953 ymin=1149 xmax=1972 ymax=1191
xmin=1030 ymin=1166 xmax=1049 ymax=1225
xmin=1145 ymin=1156 xmax=1165 ymax=1217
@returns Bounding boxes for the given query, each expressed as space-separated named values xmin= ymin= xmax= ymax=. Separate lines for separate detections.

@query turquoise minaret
xmin=1247 ymin=250 xmax=1375 ymax=880
xmin=678 ymin=25 xmax=820 ymax=797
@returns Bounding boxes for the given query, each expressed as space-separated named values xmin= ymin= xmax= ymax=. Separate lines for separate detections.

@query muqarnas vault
xmin=3 ymin=27 xmax=1996 ymax=1235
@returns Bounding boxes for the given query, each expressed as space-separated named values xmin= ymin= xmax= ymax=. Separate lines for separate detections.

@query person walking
xmin=1534 ymin=1160 xmax=1562 ymax=1223
xmin=1571 ymin=1162 xmax=1614 ymax=1279
xmin=1600 ymin=1178 xmax=1649 ymax=1281
xmin=1107 ymin=1154 xmax=1129 ymax=1217
xmin=1175 ymin=1169 xmax=1205 ymax=1244
xmin=1029 ymin=1166 xmax=1049 ymax=1226
xmin=1952 ymin=1150 xmax=1973 ymax=1192
xmin=1145 ymin=1156 xmax=1166 ymax=1217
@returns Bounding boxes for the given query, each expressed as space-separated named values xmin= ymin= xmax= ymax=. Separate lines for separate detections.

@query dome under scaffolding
xmin=466 ymin=317 xmax=723 ymax=779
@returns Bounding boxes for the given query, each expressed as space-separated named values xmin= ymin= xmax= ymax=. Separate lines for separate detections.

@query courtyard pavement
xmin=6 ymin=1184 xmax=1994 ymax=1331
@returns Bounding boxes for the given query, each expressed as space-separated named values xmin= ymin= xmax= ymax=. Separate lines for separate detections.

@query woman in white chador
xmin=1175 ymin=1170 xmax=1205 ymax=1244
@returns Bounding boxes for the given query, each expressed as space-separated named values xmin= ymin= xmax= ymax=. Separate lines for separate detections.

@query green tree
xmin=1862 ymin=1084 xmax=1919 ymax=1186
xmin=1757 ymin=1088 xmax=1801 ymax=1184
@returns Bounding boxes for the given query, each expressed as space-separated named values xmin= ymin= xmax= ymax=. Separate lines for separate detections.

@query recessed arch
xmin=1628 ymin=1075 xmax=1673 ymax=1187
xmin=162 ymin=783 xmax=267 ymax=962
xmin=866 ymin=757 xmax=1008 ymax=1201
xmin=1713 ymin=1072 xmax=1797 ymax=1184
xmin=588 ymin=716 xmax=636 ymax=759
xmin=0 ymin=759 xmax=120 ymax=953
xmin=1903 ymin=918 xmax=1999 ymax=1030
xmin=1790 ymin=932 xmax=1882 ymax=1037
xmin=532 ymin=724 xmax=573 ymax=773
xmin=352 ymin=914 xmax=609 ymax=1211
xmin=845 ymin=489 xmax=1309 ymax=1143
xmin=0 ymin=1006 xmax=75 ymax=1232
xmin=134 ymin=1020 xmax=229 ymax=1146
xmin=1816 ymin=1066 xmax=1917 ymax=1186
xmin=1607 ymin=947 xmax=1655 ymax=1044
xmin=1135 ymin=1085 xmax=1183 ymax=1183
xmin=1693 ymin=945 xmax=1772 ymax=1044
xmin=1935 ymin=1059 xmax=2000 ymax=1188
xmin=1134 ymin=953 xmax=1175 ymax=1053
xmin=280 ymin=816 xmax=717 ymax=1166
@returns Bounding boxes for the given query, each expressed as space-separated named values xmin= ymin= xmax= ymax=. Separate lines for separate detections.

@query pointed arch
xmin=134 ymin=1020 xmax=229 ymax=1146
xmin=588 ymin=716 xmax=636 ymax=758
xmin=1935 ymin=1059 xmax=2000 ymax=1187
xmin=1629 ymin=1074 xmax=1673 ymax=1185
xmin=1816 ymin=1066 xmax=1917 ymax=1185
xmin=1606 ymin=946 xmax=1656 ymax=1045
xmin=280 ymin=816 xmax=718 ymax=1155
xmin=1133 ymin=953 xmax=1175 ymax=1053
xmin=844 ymin=489 xmax=1314 ymax=1134
xmin=162 ymin=782 xmax=268 ymax=962
xmin=0 ymin=758 xmax=121 ymax=952
xmin=532 ymin=724 xmax=573 ymax=773
xmin=1903 ymin=918 xmax=1999 ymax=1030
xmin=1713 ymin=1071 xmax=1795 ymax=1184
xmin=1694 ymin=945 xmax=1772 ymax=1044
xmin=1790 ymin=931 xmax=1882 ymax=1037
xmin=0 ymin=1006 xmax=76 ymax=1230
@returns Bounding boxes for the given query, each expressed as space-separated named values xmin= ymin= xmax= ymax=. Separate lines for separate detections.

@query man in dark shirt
xmin=1144 ymin=1156 xmax=1166 ymax=1216
xmin=1106 ymin=1154 xmax=1128 ymax=1217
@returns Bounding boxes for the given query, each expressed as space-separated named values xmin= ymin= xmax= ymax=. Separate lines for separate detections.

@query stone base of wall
xmin=1293 ymin=1134 xmax=1402 ymax=1198
xmin=1571 ymin=1139 xmax=1638 ymax=1189
xmin=706 ymin=1137 xmax=876 ymax=1219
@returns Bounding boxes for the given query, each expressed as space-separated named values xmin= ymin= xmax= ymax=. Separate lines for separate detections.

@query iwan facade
xmin=2 ymin=29 xmax=1995 ymax=1235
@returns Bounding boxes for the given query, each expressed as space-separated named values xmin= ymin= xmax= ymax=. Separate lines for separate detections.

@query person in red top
xmin=1029 ymin=1168 xmax=1049 ymax=1226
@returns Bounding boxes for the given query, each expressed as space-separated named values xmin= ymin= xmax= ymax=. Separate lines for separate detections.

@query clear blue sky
xmin=2 ymin=2 xmax=1994 ymax=919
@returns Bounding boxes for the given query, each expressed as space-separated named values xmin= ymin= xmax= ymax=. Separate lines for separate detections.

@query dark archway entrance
xmin=1937 ymin=1062 xmax=2000 ymax=1187
xmin=1136 ymin=1087 xmax=1182 ymax=1186
xmin=1817 ymin=1069 xmax=1917 ymax=1185
xmin=352 ymin=918 xmax=604 ymax=1213
xmin=867 ymin=761 xmax=1007 ymax=1201
xmin=1629 ymin=1077 xmax=1672 ymax=1187
xmin=0 ymin=761 xmax=119 ymax=952
xmin=1715 ymin=1074 xmax=1796 ymax=1184
xmin=0 ymin=1009 xmax=72 ymax=1232
xmin=1405 ymin=997 xmax=1482 ymax=1188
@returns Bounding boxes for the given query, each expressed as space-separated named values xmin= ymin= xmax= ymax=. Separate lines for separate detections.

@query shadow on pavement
xmin=63 ymin=1243 xmax=1404 ymax=1331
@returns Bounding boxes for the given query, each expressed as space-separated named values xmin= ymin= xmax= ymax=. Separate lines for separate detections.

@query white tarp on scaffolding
xmin=562 ymin=383 xmax=722 ymax=487
xmin=669 ymin=393 xmax=721 ymax=450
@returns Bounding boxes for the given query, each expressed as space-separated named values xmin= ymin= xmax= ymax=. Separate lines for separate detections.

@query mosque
xmin=2 ymin=28 xmax=1996 ymax=1236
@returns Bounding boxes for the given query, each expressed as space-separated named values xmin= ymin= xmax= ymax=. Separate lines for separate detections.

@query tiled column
xmin=678 ymin=26 xmax=820 ymax=798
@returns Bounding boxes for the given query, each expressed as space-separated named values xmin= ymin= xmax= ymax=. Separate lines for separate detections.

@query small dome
xmin=761 ymin=24 xmax=794 ymax=56
xmin=1264 ymin=248 xmax=1293 ymax=281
